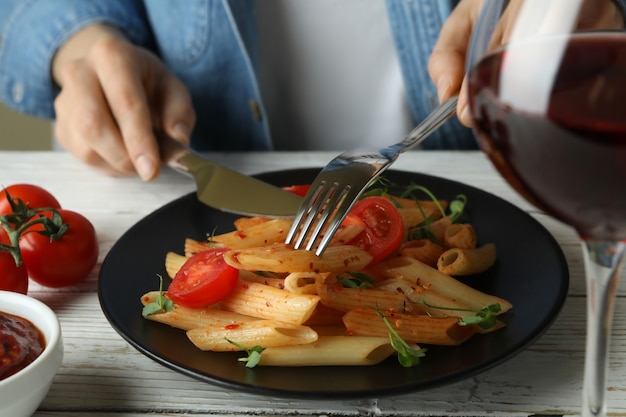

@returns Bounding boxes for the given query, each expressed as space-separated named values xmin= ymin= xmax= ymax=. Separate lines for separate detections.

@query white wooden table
xmin=2 ymin=150 xmax=625 ymax=417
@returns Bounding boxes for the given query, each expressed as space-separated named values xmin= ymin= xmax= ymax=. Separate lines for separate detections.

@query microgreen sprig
xmin=420 ymin=300 xmax=501 ymax=330
xmin=400 ymin=183 xmax=447 ymax=217
xmin=255 ymin=270 xmax=280 ymax=278
xmin=363 ymin=179 xmax=469 ymax=226
xmin=336 ymin=272 xmax=375 ymax=289
xmin=374 ymin=305 xmax=427 ymax=367
xmin=360 ymin=177 xmax=393 ymax=199
xmin=458 ymin=304 xmax=501 ymax=329
xmin=408 ymin=223 xmax=438 ymax=242
xmin=142 ymin=274 xmax=174 ymax=318
xmin=448 ymin=194 xmax=468 ymax=223
xmin=226 ymin=339 xmax=265 ymax=368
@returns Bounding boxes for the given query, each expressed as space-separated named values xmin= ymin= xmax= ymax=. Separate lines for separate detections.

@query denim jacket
xmin=4 ymin=0 xmax=619 ymax=151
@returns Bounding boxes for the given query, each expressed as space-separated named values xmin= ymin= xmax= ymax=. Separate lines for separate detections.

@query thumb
xmin=456 ymin=76 xmax=473 ymax=128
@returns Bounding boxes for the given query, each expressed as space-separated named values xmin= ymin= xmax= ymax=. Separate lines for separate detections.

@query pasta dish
xmin=140 ymin=180 xmax=512 ymax=367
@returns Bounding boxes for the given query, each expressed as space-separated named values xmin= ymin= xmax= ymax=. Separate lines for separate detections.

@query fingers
xmin=54 ymin=35 xmax=152 ymax=178
xmin=53 ymin=32 xmax=195 ymax=181
xmin=428 ymin=0 xmax=483 ymax=126
xmin=53 ymin=57 xmax=135 ymax=176
xmin=94 ymin=39 xmax=160 ymax=181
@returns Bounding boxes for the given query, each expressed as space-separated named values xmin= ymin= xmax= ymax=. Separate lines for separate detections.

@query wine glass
xmin=465 ymin=1 xmax=626 ymax=416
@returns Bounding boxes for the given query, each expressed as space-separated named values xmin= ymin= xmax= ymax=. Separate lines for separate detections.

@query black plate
xmin=98 ymin=168 xmax=569 ymax=398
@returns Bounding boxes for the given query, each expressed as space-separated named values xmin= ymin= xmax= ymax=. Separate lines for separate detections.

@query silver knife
xmin=158 ymin=133 xmax=301 ymax=217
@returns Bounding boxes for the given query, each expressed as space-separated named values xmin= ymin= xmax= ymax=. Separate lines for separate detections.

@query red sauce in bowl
xmin=0 ymin=311 xmax=46 ymax=380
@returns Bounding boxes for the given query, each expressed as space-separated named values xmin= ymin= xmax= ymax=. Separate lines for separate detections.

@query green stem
xmin=0 ymin=196 xmax=68 ymax=267
xmin=0 ymin=220 xmax=23 ymax=266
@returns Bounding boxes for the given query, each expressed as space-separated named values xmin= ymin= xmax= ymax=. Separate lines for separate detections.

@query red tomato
xmin=0 ymin=228 xmax=28 ymax=294
xmin=0 ymin=184 xmax=60 ymax=215
xmin=282 ymin=185 xmax=311 ymax=197
xmin=19 ymin=209 xmax=98 ymax=287
xmin=343 ymin=196 xmax=403 ymax=265
xmin=167 ymin=248 xmax=239 ymax=308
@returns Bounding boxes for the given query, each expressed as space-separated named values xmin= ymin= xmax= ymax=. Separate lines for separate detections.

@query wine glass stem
xmin=581 ymin=240 xmax=626 ymax=417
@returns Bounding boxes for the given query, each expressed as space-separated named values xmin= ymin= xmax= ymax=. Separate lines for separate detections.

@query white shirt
xmin=257 ymin=0 xmax=414 ymax=151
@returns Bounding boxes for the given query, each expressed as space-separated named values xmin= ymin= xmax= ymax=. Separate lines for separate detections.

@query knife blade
xmin=158 ymin=133 xmax=301 ymax=217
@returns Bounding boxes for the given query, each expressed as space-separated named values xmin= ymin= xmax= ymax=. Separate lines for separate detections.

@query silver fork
xmin=285 ymin=96 xmax=459 ymax=256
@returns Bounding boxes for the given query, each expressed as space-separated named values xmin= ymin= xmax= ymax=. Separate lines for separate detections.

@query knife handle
xmin=156 ymin=131 xmax=193 ymax=174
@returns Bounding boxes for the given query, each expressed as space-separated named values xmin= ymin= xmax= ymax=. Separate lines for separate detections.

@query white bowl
xmin=0 ymin=291 xmax=64 ymax=417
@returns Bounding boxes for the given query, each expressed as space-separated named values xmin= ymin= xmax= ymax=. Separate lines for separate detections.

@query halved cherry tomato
xmin=0 ymin=228 xmax=28 ymax=294
xmin=282 ymin=185 xmax=311 ymax=197
xmin=342 ymin=196 xmax=403 ymax=265
xmin=167 ymin=248 xmax=239 ymax=308
xmin=19 ymin=209 xmax=98 ymax=288
xmin=0 ymin=184 xmax=60 ymax=216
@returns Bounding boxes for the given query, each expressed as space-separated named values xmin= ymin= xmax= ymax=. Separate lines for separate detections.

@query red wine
xmin=469 ymin=33 xmax=626 ymax=241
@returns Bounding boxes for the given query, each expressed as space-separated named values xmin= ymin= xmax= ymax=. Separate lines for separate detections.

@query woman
xmin=0 ymin=0 xmax=623 ymax=180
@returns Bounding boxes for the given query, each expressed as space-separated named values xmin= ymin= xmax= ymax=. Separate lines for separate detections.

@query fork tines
xmin=285 ymin=180 xmax=353 ymax=255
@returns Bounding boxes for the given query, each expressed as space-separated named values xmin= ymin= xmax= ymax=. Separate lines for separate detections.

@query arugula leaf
xmin=142 ymin=274 xmax=174 ymax=318
xmin=374 ymin=305 xmax=426 ymax=367
xmin=337 ymin=272 xmax=375 ymax=289
xmin=226 ymin=339 xmax=265 ymax=368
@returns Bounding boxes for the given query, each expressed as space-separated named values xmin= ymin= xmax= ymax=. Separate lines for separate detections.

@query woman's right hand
xmin=52 ymin=24 xmax=196 ymax=181
xmin=429 ymin=0 xmax=624 ymax=128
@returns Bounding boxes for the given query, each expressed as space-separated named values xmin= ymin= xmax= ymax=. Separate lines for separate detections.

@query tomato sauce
xmin=0 ymin=311 xmax=45 ymax=380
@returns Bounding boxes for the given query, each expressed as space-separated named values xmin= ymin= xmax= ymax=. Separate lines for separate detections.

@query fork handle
xmin=396 ymin=96 xmax=459 ymax=153
xmin=155 ymin=131 xmax=199 ymax=175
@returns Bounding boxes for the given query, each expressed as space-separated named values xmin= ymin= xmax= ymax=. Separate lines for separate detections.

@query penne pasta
xmin=140 ymin=291 xmax=256 ymax=330
xmin=397 ymin=207 xmax=434 ymax=231
xmin=164 ymin=251 xmax=188 ymax=278
xmin=187 ymin=320 xmax=318 ymax=351
xmin=220 ymin=280 xmax=320 ymax=324
xmin=373 ymin=256 xmax=512 ymax=313
xmin=437 ymin=243 xmax=497 ymax=276
xmin=375 ymin=278 xmax=472 ymax=318
xmin=238 ymin=269 xmax=286 ymax=289
xmin=223 ymin=243 xmax=373 ymax=273
xmin=427 ymin=215 xmax=453 ymax=244
xmin=328 ymin=224 xmax=365 ymax=246
xmin=211 ymin=219 xmax=293 ymax=249
xmin=184 ymin=238 xmax=213 ymax=256
xmin=399 ymin=239 xmax=447 ymax=267
xmin=315 ymin=275 xmax=414 ymax=313
xmin=259 ymin=335 xmax=395 ymax=366
xmin=283 ymin=272 xmax=324 ymax=295
xmin=397 ymin=203 xmax=444 ymax=240
xmin=443 ymin=223 xmax=477 ymax=249
xmin=343 ymin=307 xmax=477 ymax=346
xmin=233 ymin=216 xmax=270 ymax=230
